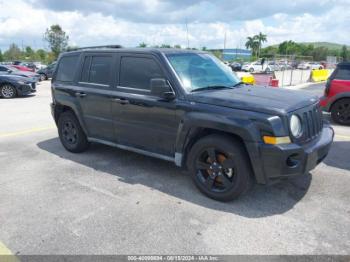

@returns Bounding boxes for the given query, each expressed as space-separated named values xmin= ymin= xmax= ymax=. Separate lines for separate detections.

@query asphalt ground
xmin=0 ymin=81 xmax=349 ymax=255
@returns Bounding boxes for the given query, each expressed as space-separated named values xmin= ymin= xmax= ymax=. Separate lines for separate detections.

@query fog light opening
xmin=286 ymin=154 xmax=300 ymax=168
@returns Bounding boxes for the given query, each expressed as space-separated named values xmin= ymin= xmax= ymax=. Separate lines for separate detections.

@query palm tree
xmin=256 ymin=32 xmax=267 ymax=58
xmin=245 ymin=36 xmax=259 ymax=57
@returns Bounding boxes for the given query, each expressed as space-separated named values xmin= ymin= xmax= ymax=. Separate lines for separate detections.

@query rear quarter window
xmin=334 ymin=66 xmax=350 ymax=80
xmin=56 ymin=55 xmax=79 ymax=82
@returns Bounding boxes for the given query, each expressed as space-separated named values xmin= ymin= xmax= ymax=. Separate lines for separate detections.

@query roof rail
xmin=68 ymin=45 xmax=123 ymax=51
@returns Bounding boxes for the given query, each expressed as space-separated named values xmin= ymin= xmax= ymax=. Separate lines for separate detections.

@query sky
xmin=0 ymin=0 xmax=349 ymax=51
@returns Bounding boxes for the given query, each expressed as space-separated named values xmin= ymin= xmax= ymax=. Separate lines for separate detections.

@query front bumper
xmin=16 ymin=83 xmax=36 ymax=96
xmin=259 ymin=125 xmax=334 ymax=182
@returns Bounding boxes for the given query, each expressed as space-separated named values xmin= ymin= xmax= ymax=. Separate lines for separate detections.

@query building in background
xmin=210 ymin=48 xmax=252 ymax=61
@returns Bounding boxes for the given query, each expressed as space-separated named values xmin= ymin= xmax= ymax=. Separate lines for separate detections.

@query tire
xmin=39 ymin=74 xmax=47 ymax=81
xmin=331 ymin=98 xmax=350 ymax=126
xmin=1 ymin=84 xmax=17 ymax=98
xmin=187 ymin=135 xmax=253 ymax=201
xmin=249 ymin=68 xmax=254 ymax=73
xmin=58 ymin=111 xmax=90 ymax=153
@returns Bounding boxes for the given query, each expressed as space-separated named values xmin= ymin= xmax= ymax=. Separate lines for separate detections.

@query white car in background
xmin=297 ymin=62 xmax=324 ymax=70
xmin=242 ymin=61 xmax=279 ymax=73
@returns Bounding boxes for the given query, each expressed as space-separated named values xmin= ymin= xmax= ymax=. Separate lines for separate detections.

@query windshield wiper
xmin=191 ymin=85 xmax=232 ymax=93
xmin=232 ymin=81 xmax=245 ymax=87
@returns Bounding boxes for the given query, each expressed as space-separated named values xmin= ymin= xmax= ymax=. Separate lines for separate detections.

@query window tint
xmin=335 ymin=66 xmax=350 ymax=80
xmin=0 ymin=66 xmax=8 ymax=71
xmin=56 ymin=55 xmax=79 ymax=82
xmin=88 ymin=56 xmax=112 ymax=85
xmin=120 ymin=57 xmax=163 ymax=90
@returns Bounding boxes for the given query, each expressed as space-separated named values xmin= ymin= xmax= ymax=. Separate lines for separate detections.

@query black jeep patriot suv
xmin=51 ymin=46 xmax=334 ymax=201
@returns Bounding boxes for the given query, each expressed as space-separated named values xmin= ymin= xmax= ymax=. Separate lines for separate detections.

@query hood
xmin=0 ymin=74 xmax=32 ymax=82
xmin=188 ymin=85 xmax=319 ymax=116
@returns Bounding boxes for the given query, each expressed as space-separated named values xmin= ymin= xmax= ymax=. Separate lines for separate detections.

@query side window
xmin=334 ymin=66 xmax=350 ymax=80
xmin=56 ymin=55 xmax=79 ymax=82
xmin=88 ymin=56 xmax=112 ymax=85
xmin=0 ymin=66 xmax=7 ymax=71
xmin=119 ymin=56 xmax=163 ymax=90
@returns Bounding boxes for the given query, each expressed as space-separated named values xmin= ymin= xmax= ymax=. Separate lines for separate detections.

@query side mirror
xmin=150 ymin=78 xmax=175 ymax=100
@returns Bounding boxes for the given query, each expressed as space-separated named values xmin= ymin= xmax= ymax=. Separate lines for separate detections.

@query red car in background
xmin=11 ymin=64 xmax=34 ymax=72
xmin=320 ymin=62 xmax=350 ymax=125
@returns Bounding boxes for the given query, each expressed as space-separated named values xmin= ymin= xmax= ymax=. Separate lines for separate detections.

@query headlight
xmin=18 ymin=81 xmax=26 ymax=85
xmin=290 ymin=114 xmax=302 ymax=138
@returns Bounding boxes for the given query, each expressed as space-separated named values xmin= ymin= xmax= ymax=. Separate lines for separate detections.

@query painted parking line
xmin=0 ymin=241 xmax=12 ymax=255
xmin=0 ymin=126 xmax=55 ymax=139
xmin=335 ymin=134 xmax=350 ymax=141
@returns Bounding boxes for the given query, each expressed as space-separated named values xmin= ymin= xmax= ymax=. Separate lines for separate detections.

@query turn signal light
xmin=263 ymin=136 xmax=291 ymax=145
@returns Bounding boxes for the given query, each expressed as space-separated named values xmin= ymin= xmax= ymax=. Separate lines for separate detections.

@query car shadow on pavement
xmin=37 ymin=138 xmax=312 ymax=218
xmin=324 ymin=141 xmax=350 ymax=171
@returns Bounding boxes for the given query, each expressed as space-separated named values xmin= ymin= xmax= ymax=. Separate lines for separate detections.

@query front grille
xmin=293 ymin=103 xmax=323 ymax=144
xmin=31 ymin=83 xmax=36 ymax=90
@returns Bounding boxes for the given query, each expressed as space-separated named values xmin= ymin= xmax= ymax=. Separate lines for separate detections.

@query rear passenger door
xmin=111 ymin=54 xmax=178 ymax=156
xmin=77 ymin=53 xmax=115 ymax=141
xmin=330 ymin=64 xmax=350 ymax=95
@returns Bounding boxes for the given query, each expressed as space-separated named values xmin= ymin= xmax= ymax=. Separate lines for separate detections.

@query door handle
xmin=75 ymin=92 xmax=87 ymax=97
xmin=113 ymin=98 xmax=130 ymax=105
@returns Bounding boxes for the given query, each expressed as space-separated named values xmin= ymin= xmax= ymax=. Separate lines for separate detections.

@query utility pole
xmin=224 ymin=30 xmax=227 ymax=50
xmin=185 ymin=19 xmax=190 ymax=49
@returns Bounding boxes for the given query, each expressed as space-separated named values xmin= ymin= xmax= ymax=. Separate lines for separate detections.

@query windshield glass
xmin=166 ymin=53 xmax=240 ymax=92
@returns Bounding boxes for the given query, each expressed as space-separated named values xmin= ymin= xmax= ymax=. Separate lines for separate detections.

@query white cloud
xmin=0 ymin=0 xmax=350 ymax=51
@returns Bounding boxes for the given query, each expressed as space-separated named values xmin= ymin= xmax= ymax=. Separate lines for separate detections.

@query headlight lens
xmin=290 ymin=114 xmax=302 ymax=138
xmin=18 ymin=81 xmax=26 ymax=85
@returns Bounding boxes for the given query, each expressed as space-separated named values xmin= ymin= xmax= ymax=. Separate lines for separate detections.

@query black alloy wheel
xmin=187 ymin=135 xmax=253 ymax=201
xmin=331 ymin=99 xmax=350 ymax=125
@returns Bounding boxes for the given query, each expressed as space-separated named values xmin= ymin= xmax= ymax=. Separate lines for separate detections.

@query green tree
xmin=341 ymin=45 xmax=348 ymax=61
xmin=138 ymin=42 xmax=147 ymax=48
xmin=256 ymin=32 xmax=267 ymax=58
xmin=278 ymin=40 xmax=301 ymax=55
xmin=36 ymin=49 xmax=47 ymax=62
xmin=3 ymin=43 xmax=22 ymax=61
xmin=174 ymin=45 xmax=182 ymax=49
xmin=0 ymin=49 xmax=3 ymax=62
xmin=211 ymin=50 xmax=222 ymax=59
xmin=261 ymin=46 xmax=278 ymax=58
xmin=160 ymin=44 xmax=171 ymax=48
xmin=24 ymin=46 xmax=36 ymax=60
xmin=245 ymin=36 xmax=259 ymax=57
xmin=44 ymin=24 xmax=69 ymax=59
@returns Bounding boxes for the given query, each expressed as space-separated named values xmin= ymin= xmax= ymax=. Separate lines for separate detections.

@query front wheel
xmin=1 ymin=84 xmax=17 ymax=98
xmin=187 ymin=135 xmax=253 ymax=201
xmin=331 ymin=99 xmax=350 ymax=125
xmin=58 ymin=111 xmax=90 ymax=153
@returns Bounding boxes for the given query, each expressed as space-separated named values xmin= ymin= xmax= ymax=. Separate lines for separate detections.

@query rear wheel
xmin=249 ymin=68 xmax=254 ymax=73
xmin=187 ymin=135 xmax=253 ymax=201
xmin=1 ymin=84 xmax=17 ymax=98
xmin=58 ymin=111 xmax=90 ymax=153
xmin=331 ymin=98 xmax=350 ymax=125
xmin=39 ymin=74 xmax=47 ymax=81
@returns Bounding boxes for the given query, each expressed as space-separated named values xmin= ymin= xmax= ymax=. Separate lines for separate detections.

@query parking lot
xmin=0 ymin=81 xmax=350 ymax=255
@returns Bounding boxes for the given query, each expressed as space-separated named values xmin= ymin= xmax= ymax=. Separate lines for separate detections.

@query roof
xmin=64 ymin=47 xmax=205 ymax=56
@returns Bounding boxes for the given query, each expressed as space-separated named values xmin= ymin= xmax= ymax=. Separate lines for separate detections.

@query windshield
xmin=166 ymin=53 xmax=240 ymax=92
